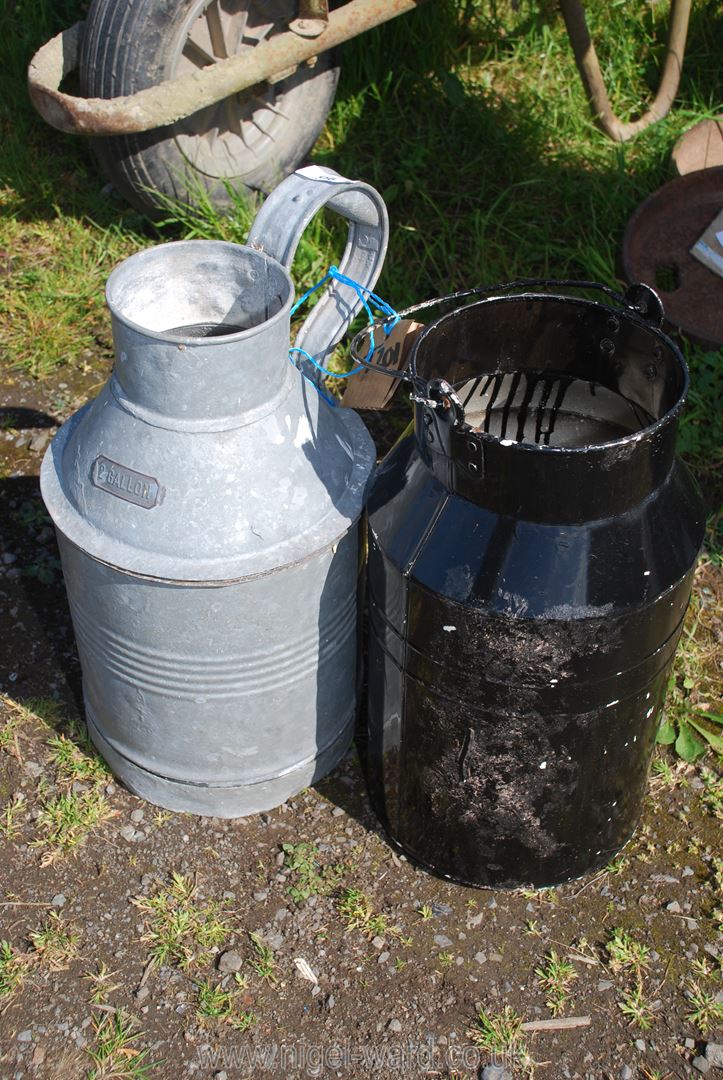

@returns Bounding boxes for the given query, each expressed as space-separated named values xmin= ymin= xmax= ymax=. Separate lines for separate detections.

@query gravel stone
xmin=51 ymin=894 xmax=66 ymax=908
xmin=685 ymin=1039 xmax=696 ymax=1049
xmin=481 ymin=1066 xmax=512 ymax=1080
xmin=619 ymin=1067 xmax=633 ymax=1080
xmin=666 ymin=900 xmax=682 ymax=913
xmin=371 ymin=936 xmax=385 ymax=950
xmin=706 ymin=1045 xmax=723 ymax=1067
xmin=119 ymin=826 xmax=136 ymax=842
xmin=17 ymin=1030 xmax=32 ymax=1042
xmin=130 ymin=809 xmax=145 ymax=823
xmin=217 ymin=950 xmax=243 ymax=973
xmin=634 ymin=1039 xmax=645 ymax=1051
xmin=29 ymin=430 xmax=51 ymax=453
xmin=434 ymin=935 xmax=453 ymax=948
xmin=692 ymin=1057 xmax=711 ymax=1075
xmin=378 ymin=951 xmax=390 ymax=964
xmin=253 ymin=890 xmax=268 ymax=902
xmin=597 ymin=980 xmax=614 ymax=991
xmin=474 ymin=952 xmax=487 ymax=964
xmin=387 ymin=1018 xmax=402 ymax=1033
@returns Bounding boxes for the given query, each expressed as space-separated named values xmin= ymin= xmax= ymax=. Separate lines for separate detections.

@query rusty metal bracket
xmin=560 ymin=0 xmax=691 ymax=142
xmin=290 ymin=0 xmax=330 ymax=39
xmin=28 ymin=0 xmax=423 ymax=137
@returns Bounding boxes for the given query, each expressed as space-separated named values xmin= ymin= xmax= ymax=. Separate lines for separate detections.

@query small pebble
xmin=331 ymin=807 xmax=344 ymax=817
xmin=474 ymin=952 xmax=487 ymax=965
xmin=377 ymin=951 xmax=390 ymax=964
xmin=692 ymin=1057 xmax=710 ymax=1075
xmin=706 ymin=1045 xmax=723 ymax=1067
xmin=434 ymin=935 xmax=453 ymax=948
xmin=130 ymin=809 xmax=144 ymax=823
xmin=51 ymin=894 xmax=66 ymax=908
xmin=685 ymin=1038 xmax=696 ymax=1050
xmin=666 ymin=900 xmax=681 ymax=914
xmin=135 ymin=986 xmax=149 ymax=1002
xmin=634 ymin=1039 xmax=645 ymax=1052
xmin=119 ymin=825 xmax=136 ymax=842
xmin=619 ymin=1067 xmax=633 ymax=1080
xmin=597 ymin=979 xmax=614 ymax=991
xmin=253 ymin=890 xmax=268 ymax=902
xmin=371 ymin=936 xmax=385 ymax=950
xmin=17 ymin=1030 xmax=32 ymax=1043
xmin=682 ymin=866 xmax=695 ymax=877
xmin=488 ymin=952 xmax=504 ymax=962
xmin=217 ymin=950 xmax=243 ymax=973
xmin=387 ymin=1018 xmax=402 ymax=1033
xmin=325 ymin=994 xmax=335 ymax=1010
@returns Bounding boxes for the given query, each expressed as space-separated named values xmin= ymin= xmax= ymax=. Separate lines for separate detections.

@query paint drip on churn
xmin=364 ymin=281 xmax=705 ymax=888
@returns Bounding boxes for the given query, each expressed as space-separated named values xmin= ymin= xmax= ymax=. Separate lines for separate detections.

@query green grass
xmin=0 ymin=940 xmax=25 ymax=1000
xmin=196 ymin=978 xmax=255 ymax=1030
xmin=86 ymin=1010 xmax=158 ymax=1079
xmin=132 ymin=873 xmax=232 ymax=970
xmin=534 ymin=949 xmax=577 ymax=1016
xmin=28 ymin=911 xmax=80 ymax=969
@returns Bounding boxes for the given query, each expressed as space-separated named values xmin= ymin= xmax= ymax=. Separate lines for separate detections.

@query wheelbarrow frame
xmin=28 ymin=0 xmax=691 ymax=142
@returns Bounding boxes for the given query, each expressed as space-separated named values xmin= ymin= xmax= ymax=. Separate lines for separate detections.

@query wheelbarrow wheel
xmin=79 ymin=0 xmax=339 ymax=215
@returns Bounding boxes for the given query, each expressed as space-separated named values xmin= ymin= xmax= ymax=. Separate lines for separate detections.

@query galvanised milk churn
xmin=365 ymin=281 xmax=705 ymax=888
xmin=41 ymin=168 xmax=388 ymax=816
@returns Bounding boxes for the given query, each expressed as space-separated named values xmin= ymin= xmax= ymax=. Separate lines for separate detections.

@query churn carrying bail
xmin=40 ymin=168 xmax=388 ymax=817
xmin=364 ymin=281 xmax=706 ymax=888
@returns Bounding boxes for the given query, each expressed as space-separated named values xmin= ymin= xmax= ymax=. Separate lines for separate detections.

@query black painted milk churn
xmin=40 ymin=168 xmax=388 ymax=817
xmin=363 ymin=281 xmax=706 ymax=888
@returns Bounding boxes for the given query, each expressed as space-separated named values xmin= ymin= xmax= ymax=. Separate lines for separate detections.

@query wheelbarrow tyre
xmin=79 ymin=0 xmax=340 ymax=215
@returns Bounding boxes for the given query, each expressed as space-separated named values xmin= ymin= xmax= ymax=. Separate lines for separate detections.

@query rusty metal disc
xmin=621 ymin=167 xmax=723 ymax=346
xmin=672 ymin=116 xmax=723 ymax=175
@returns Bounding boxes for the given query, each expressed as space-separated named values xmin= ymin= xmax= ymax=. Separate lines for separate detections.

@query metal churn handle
xmin=247 ymin=165 xmax=389 ymax=377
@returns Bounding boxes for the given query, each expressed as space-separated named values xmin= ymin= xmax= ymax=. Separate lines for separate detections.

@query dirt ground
xmin=1 ymin=359 xmax=722 ymax=1080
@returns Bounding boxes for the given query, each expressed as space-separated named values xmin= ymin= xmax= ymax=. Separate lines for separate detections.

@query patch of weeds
xmin=417 ymin=904 xmax=434 ymax=921
xmin=281 ymin=841 xmax=344 ymax=904
xmin=437 ymin=951 xmax=454 ymax=967
xmin=467 ymin=1005 xmax=533 ymax=1076
xmin=18 ymin=696 xmax=63 ymax=729
xmin=32 ymin=787 xmax=114 ymax=863
xmin=605 ymin=928 xmax=651 ymax=975
xmin=47 ymin=732 xmax=109 ymax=787
xmin=617 ymin=981 xmax=657 ymax=1030
xmin=84 ymin=962 xmax=121 ymax=1006
xmin=2 ymin=793 xmax=26 ymax=838
xmin=0 ymin=940 xmax=25 ymax=1001
xmin=133 ymin=873 xmax=232 ymax=970
xmin=248 ymin=932 xmax=277 ymax=985
xmin=13 ymin=499 xmax=51 ymax=531
xmin=337 ymin=887 xmax=405 ymax=944
xmin=684 ymin=978 xmax=723 ymax=1034
xmin=22 ymin=551 xmax=62 ymax=585
xmin=0 ymin=711 xmax=21 ymax=758
xmin=656 ymin=562 xmax=723 ymax=761
xmin=28 ymin=912 xmax=80 ymax=969
xmin=534 ymin=949 xmax=577 ymax=1016
xmin=604 ymin=855 xmax=629 ymax=876
xmin=523 ymin=919 xmax=541 ymax=936
xmin=196 ymin=978 xmax=255 ymax=1031
xmin=700 ymin=765 xmax=723 ymax=819
xmin=86 ymin=1009 xmax=157 ymax=1079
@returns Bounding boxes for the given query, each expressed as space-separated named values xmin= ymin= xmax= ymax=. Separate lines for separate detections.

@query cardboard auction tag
xmin=342 ymin=319 xmax=423 ymax=411
xmin=690 ymin=207 xmax=723 ymax=280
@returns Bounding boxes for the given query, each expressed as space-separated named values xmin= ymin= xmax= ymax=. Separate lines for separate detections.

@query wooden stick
xmin=521 ymin=1016 xmax=591 ymax=1032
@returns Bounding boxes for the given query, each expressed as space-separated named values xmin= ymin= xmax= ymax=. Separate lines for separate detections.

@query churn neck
xmin=105 ymin=241 xmax=295 ymax=427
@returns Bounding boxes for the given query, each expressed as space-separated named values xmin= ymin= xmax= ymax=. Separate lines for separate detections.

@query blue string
xmin=289 ymin=265 xmax=399 ymax=390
